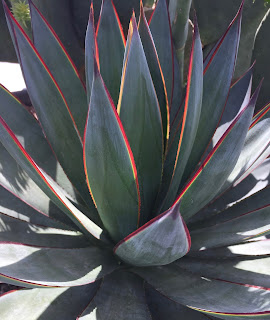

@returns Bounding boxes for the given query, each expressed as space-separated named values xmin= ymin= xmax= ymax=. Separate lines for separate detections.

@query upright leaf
xmin=210 ymin=64 xmax=253 ymax=149
xmin=84 ymin=63 xmax=140 ymax=242
xmin=118 ymin=17 xmax=163 ymax=225
xmin=169 ymin=0 xmax=192 ymax=82
xmin=85 ymin=4 xmax=99 ymax=105
xmin=29 ymin=0 xmax=88 ymax=137
xmin=97 ymin=0 xmax=125 ymax=105
xmin=182 ymin=3 xmax=243 ymax=183
xmin=150 ymin=0 xmax=174 ymax=105
xmin=159 ymin=16 xmax=203 ymax=212
xmin=138 ymin=2 xmax=169 ymax=146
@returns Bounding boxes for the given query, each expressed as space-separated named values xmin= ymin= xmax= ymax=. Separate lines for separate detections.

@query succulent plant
xmin=0 ymin=0 xmax=269 ymax=319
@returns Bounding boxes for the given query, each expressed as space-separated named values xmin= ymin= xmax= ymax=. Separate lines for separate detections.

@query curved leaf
xmin=0 ymin=243 xmax=118 ymax=288
xmin=114 ymin=202 xmax=190 ymax=267
xmin=97 ymin=0 xmax=125 ymax=105
xmin=118 ymin=17 xmax=163 ymax=225
xmin=78 ymin=271 xmax=151 ymax=319
xmin=84 ymin=63 xmax=140 ymax=242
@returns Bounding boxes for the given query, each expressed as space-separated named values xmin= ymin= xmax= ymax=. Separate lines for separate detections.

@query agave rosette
xmin=0 ymin=0 xmax=269 ymax=319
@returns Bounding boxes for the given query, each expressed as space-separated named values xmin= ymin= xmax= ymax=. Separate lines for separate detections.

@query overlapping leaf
xmin=159 ymin=16 xmax=203 ymax=212
xmin=182 ymin=4 xmax=243 ymax=183
xmin=0 ymin=243 xmax=118 ymax=288
xmin=179 ymin=85 xmax=259 ymax=220
xmin=135 ymin=265 xmax=270 ymax=319
xmin=118 ymin=17 xmax=163 ymax=225
xmin=0 ymin=284 xmax=100 ymax=320
xmin=78 ymin=271 xmax=151 ymax=319
xmin=150 ymin=0 xmax=174 ymax=106
xmin=2 ymin=2 xmax=92 ymax=206
xmin=97 ymin=0 xmax=125 ymax=105
xmin=29 ymin=0 xmax=88 ymax=137
xmin=114 ymin=202 xmax=190 ymax=266
xmin=84 ymin=62 xmax=140 ymax=242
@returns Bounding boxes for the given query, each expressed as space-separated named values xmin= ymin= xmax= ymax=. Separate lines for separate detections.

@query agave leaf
xmin=189 ymin=158 xmax=270 ymax=228
xmin=0 ymin=213 xmax=90 ymax=248
xmin=0 ymin=284 xmax=99 ymax=320
xmin=150 ymin=0 xmax=174 ymax=106
xmin=190 ymin=205 xmax=270 ymax=250
xmin=0 ymin=243 xmax=118 ymax=288
xmin=28 ymin=0 xmax=88 ymax=137
xmin=97 ymin=0 xmax=125 ymax=106
xmin=182 ymin=4 xmax=243 ymax=183
xmin=221 ymin=117 xmax=270 ymax=193
xmin=84 ymin=62 xmax=140 ymax=242
xmin=85 ymin=4 xmax=98 ymax=105
xmin=177 ymin=256 xmax=270 ymax=289
xmin=0 ymin=116 xmax=106 ymax=242
xmin=169 ymin=0 xmax=192 ymax=82
xmin=0 ymin=144 xmax=76 ymax=229
xmin=138 ymin=2 xmax=169 ymax=146
xmin=78 ymin=271 xmax=151 ymax=319
xmin=146 ymin=285 xmax=216 ymax=320
xmin=210 ymin=64 xmax=254 ymax=149
xmin=178 ymin=85 xmax=258 ymax=221
xmin=188 ymin=239 xmax=270 ymax=259
xmin=135 ymin=265 xmax=270 ymax=319
xmin=0 ymin=84 xmax=77 ymax=200
xmin=170 ymin=50 xmax=184 ymax=128
xmin=0 ymin=185 xmax=70 ymax=229
xmin=252 ymin=101 xmax=270 ymax=124
xmin=117 ymin=17 xmax=163 ymax=226
xmin=159 ymin=15 xmax=203 ymax=212
xmin=3 ymin=2 xmax=92 ymax=206
xmin=190 ymin=185 xmax=270 ymax=231
xmin=114 ymin=202 xmax=190 ymax=267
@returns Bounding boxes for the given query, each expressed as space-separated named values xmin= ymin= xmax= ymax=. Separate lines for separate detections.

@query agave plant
xmin=0 ymin=0 xmax=269 ymax=318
